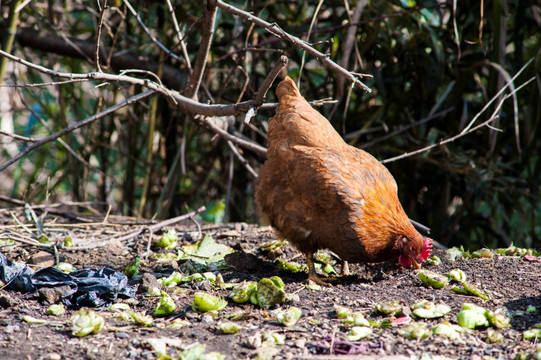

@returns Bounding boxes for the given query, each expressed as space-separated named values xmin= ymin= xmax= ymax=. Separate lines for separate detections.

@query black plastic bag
xmin=32 ymin=267 xmax=136 ymax=308
xmin=0 ymin=252 xmax=136 ymax=308
xmin=0 ymin=252 xmax=36 ymax=292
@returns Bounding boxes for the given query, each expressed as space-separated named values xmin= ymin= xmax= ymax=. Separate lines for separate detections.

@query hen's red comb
xmin=421 ymin=238 xmax=433 ymax=260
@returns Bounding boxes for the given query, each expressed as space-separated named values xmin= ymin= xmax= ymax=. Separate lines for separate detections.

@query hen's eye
xmin=410 ymin=246 xmax=415 ymax=252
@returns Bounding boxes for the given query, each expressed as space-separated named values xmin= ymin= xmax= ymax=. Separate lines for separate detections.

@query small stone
xmin=115 ymin=332 xmax=129 ymax=339
xmin=28 ymin=251 xmax=55 ymax=267
xmin=201 ymin=314 xmax=213 ymax=323
xmin=139 ymin=273 xmax=161 ymax=294
xmin=4 ymin=325 xmax=20 ymax=334
xmin=217 ymin=230 xmax=240 ymax=239
xmin=0 ymin=294 xmax=15 ymax=308
xmin=294 ymin=339 xmax=306 ymax=348
xmin=42 ymin=353 xmax=61 ymax=360
xmin=38 ymin=285 xmax=72 ymax=304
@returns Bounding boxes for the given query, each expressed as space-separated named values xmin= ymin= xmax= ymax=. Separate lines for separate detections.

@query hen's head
xmin=398 ymin=236 xmax=433 ymax=269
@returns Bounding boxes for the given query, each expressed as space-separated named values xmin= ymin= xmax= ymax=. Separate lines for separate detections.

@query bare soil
xmin=0 ymin=213 xmax=539 ymax=360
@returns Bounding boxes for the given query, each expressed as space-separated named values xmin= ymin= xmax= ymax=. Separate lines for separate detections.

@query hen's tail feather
xmin=276 ymin=76 xmax=302 ymax=100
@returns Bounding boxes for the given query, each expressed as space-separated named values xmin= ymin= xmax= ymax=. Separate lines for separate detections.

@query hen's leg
xmin=340 ymin=261 xmax=350 ymax=276
xmin=306 ymin=252 xmax=332 ymax=287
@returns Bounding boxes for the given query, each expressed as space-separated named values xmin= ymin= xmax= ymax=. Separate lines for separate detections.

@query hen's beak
xmin=411 ymin=258 xmax=421 ymax=269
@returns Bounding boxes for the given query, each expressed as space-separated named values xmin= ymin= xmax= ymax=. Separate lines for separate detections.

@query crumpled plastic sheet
xmin=0 ymin=252 xmax=135 ymax=308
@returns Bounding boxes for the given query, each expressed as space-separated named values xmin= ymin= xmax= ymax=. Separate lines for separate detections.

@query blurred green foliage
xmin=0 ymin=0 xmax=539 ymax=250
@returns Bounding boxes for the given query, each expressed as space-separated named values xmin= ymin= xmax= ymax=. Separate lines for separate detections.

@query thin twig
xmin=194 ymin=114 xmax=267 ymax=156
xmin=211 ymin=0 xmax=372 ymax=93
xmin=481 ymin=60 xmax=520 ymax=153
xmin=186 ymin=0 xmax=217 ymax=97
xmin=18 ymin=95 xmax=105 ymax=175
xmin=360 ymin=108 xmax=454 ymax=149
xmin=382 ymin=76 xmax=535 ymax=164
xmin=461 ymin=59 xmax=532 ymax=134
xmin=95 ymin=0 xmax=108 ymax=72
xmin=0 ymin=130 xmax=36 ymax=143
xmin=164 ymin=0 xmax=192 ymax=71
xmin=245 ymin=55 xmax=288 ymax=124
xmin=252 ymin=55 xmax=288 ymax=107
xmin=0 ymin=90 xmax=156 ymax=171
xmin=121 ymin=0 xmax=183 ymax=63
xmin=298 ymin=0 xmax=324 ymax=86
xmin=227 ymin=140 xmax=258 ymax=178
xmin=63 ymin=206 xmax=206 ymax=251
xmin=0 ymin=79 xmax=89 ymax=88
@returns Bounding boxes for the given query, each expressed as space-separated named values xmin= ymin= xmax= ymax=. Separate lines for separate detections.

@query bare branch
xmin=194 ymin=115 xmax=267 ymax=157
xmin=227 ymin=140 xmax=258 ymax=178
xmin=187 ymin=0 xmax=217 ymax=97
xmin=121 ymin=0 xmax=183 ymax=64
xmin=0 ymin=130 xmax=36 ymax=143
xmin=165 ymin=0 xmax=192 ymax=71
xmin=360 ymin=108 xmax=454 ymax=149
xmin=63 ymin=206 xmax=206 ymax=251
xmin=481 ymin=60 xmax=521 ymax=153
xmin=211 ymin=0 xmax=372 ymax=93
xmin=252 ymin=56 xmax=288 ymax=107
xmin=0 ymin=79 xmax=88 ymax=88
xmin=95 ymin=0 xmax=108 ymax=72
xmin=298 ymin=0 xmax=324 ymax=86
xmin=0 ymin=90 xmax=156 ymax=171
xmin=382 ymin=76 xmax=535 ymax=164
xmin=335 ymin=0 xmax=367 ymax=99
xmin=461 ymin=59 xmax=532 ymax=134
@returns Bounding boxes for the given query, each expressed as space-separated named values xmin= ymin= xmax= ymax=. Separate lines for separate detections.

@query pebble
xmin=115 ymin=332 xmax=129 ymax=339
xmin=42 ymin=353 xmax=61 ymax=360
xmin=201 ymin=314 xmax=213 ymax=323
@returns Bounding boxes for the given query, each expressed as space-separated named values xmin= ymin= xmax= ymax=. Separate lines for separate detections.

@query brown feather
xmin=256 ymin=76 xmax=429 ymax=278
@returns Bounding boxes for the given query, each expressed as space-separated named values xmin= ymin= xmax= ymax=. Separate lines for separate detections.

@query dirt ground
xmin=0 ymin=211 xmax=539 ymax=360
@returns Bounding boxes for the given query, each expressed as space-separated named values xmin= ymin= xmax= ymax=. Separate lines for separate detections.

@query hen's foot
xmin=340 ymin=261 xmax=350 ymax=276
xmin=306 ymin=252 xmax=336 ymax=287
xmin=307 ymin=272 xmax=335 ymax=287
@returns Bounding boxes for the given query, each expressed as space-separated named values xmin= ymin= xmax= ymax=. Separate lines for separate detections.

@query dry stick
xmin=64 ymin=206 xmax=206 ymax=251
xmin=461 ymin=58 xmax=532 ymax=134
xmin=332 ymin=0 xmax=367 ymax=123
xmin=0 ymin=50 xmax=288 ymax=127
xmin=382 ymin=76 xmax=535 ymax=164
xmin=297 ymin=0 xmax=324 ymax=86
xmin=0 ymin=52 xmax=297 ymax=163
xmin=211 ymin=0 xmax=372 ymax=93
xmin=226 ymin=140 xmax=258 ymax=178
xmin=0 ymin=130 xmax=36 ymax=143
xmin=196 ymin=115 xmax=267 ymax=156
xmin=0 ymin=89 xmax=155 ymax=171
xmin=0 ymin=50 xmax=268 ymax=166
xmin=0 ymin=79 xmax=88 ymax=88
xmin=244 ymin=55 xmax=289 ymax=124
xmin=19 ymin=96 xmax=105 ymax=175
xmin=360 ymin=108 xmax=454 ymax=149
xmin=95 ymin=0 xmax=108 ymax=72
xmin=121 ymin=0 xmax=183 ymax=63
xmin=164 ymin=0 xmax=192 ymax=71
xmin=186 ymin=1 xmax=217 ymax=97
xmin=481 ymin=60 xmax=520 ymax=153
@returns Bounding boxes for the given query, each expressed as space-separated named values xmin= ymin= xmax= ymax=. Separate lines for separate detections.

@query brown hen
xmin=256 ymin=76 xmax=432 ymax=285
